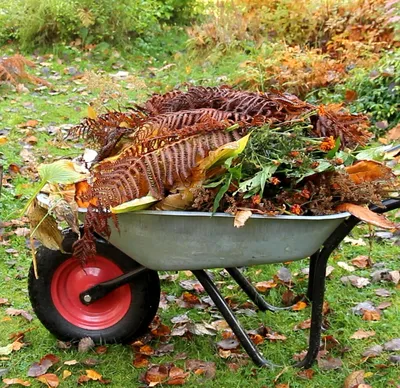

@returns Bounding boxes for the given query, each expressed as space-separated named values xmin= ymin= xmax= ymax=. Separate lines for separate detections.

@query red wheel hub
xmin=51 ymin=255 xmax=131 ymax=330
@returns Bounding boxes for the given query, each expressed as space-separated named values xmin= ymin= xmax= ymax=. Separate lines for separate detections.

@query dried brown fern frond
xmin=0 ymin=54 xmax=50 ymax=87
xmin=90 ymin=129 xmax=243 ymax=208
xmin=140 ymin=86 xmax=370 ymax=148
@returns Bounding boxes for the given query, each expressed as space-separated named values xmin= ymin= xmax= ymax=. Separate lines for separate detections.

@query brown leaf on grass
xmin=151 ymin=323 xmax=171 ymax=338
xmin=37 ymin=373 xmax=59 ymax=387
xmin=2 ymin=378 xmax=31 ymax=386
xmin=377 ymin=301 xmax=392 ymax=310
xmin=276 ymin=267 xmax=292 ymax=283
xmin=139 ymin=345 xmax=154 ymax=356
xmin=85 ymin=369 xmax=102 ymax=381
xmin=5 ymin=308 xmax=33 ymax=322
xmin=362 ymin=345 xmax=383 ymax=358
xmin=341 ymin=275 xmax=370 ymax=288
xmin=185 ymin=360 xmax=216 ymax=379
xmin=317 ymin=357 xmax=343 ymax=370
xmin=144 ymin=365 xmax=169 ymax=386
xmin=166 ymin=366 xmax=189 ymax=385
xmin=95 ymin=346 xmax=107 ymax=355
xmin=350 ymin=330 xmax=376 ymax=340
xmin=345 ymin=160 xmax=394 ymax=184
xmin=297 ymin=369 xmax=314 ymax=380
xmin=255 ymin=280 xmax=277 ymax=292
xmin=27 ymin=354 xmax=59 ymax=377
xmin=362 ymin=310 xmax=381 ymax=321
xmin=234 ymin=210 xmax=252 ymax=228
xmin=82 ymin=358 xmax=99 ymax=367
xmin=179 ymin=280 xmax=204 ymax=293
xmin=383 ymin=338 xmax=400 ymax=351
xmin=351 ymin=255 xmax=372 ymax=269
xmin=375 ymin=288 xmax=391 ymax=297
xmin=344 ymin=90 xmax=358 ymax=102
xmin=293 ymin=318 xmax=311 ymax=331
xmin=0 ymin=298 xmax=10 ymax=305
xmin=78 ymin=337 xmax=95 ymax=353
xmin=336 ymin=203 xmax=397 ymax=230
xmin=344 ymin=370 xmax=365 ymax=388
xmin=265 ymin=332 xmax=287 ymax=341
xmin=18 ymin=120 xmax=39 ymax=129
xmin=292 ymin=301 xmax=307 ymax=311
xmin=133 ymin=353 xmax=149 ymax=368
xmin=25 ymin=136 xmax=38 ymax=145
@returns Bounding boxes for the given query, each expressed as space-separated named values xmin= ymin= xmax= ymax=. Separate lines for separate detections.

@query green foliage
xmin=0 ymin=0 xmax=198 ymax=49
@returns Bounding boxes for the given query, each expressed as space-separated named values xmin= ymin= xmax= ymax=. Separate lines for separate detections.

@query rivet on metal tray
xmin=83 ymin=295 xmax=92 ymax=303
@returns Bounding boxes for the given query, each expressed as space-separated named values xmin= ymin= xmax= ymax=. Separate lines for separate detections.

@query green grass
xmin=0 ymin=38 xmax=399 ymax=387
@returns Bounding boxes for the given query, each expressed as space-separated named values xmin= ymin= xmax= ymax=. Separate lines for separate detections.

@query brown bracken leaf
xmin=335 ymin=203 xmax=397 ymax=230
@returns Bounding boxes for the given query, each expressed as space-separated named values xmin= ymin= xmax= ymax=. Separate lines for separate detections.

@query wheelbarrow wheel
xmin=28 ymin=231 xmax=160 ymax=344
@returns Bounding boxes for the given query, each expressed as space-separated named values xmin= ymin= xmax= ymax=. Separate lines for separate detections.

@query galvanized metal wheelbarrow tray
xmin=77 ymin=198 xmax=400 ymax=368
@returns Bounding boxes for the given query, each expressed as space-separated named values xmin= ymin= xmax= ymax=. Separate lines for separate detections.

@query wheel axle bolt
xmin=83 ymin=295 xmax=92 ymax=303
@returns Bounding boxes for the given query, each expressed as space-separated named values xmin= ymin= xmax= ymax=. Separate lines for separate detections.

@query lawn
xmin=0 ymin=23 xmax=399 ymax=388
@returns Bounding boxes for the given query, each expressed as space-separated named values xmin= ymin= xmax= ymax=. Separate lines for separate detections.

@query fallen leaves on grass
xmin=383 ymin=338 xmax=400 ymax=351
xmin=351 ymin=255 xmax=372 ymax=269
xmin=350 ymin=330 xmax=376 ymax=340
xmin=255 ymin=280 xmax=277 ymax=292
xmin=77 ymin=369 xmax=110 ymax=385
xmin=362 ymin=309 xmax=381 ymax=321
xmin=5 ymin=308 xmax=33 ymax=322
xmin=27 ymin=354 xmax=60 ymax=377
xmin=317 ymin=357 xmax=343 ymax=370
xmin=78 ymin=337 xmax=95 ymax=353
xmin=291 ymin=301 xmax=307 ymax=311
xmin=341 ymin=275 xmax=370 ymax=288
xmin=143 ymin=364 xmax=189 ymax=386
xmin=337 ymin=261 xmax=356 ymax=272
xmin=2 ymin=378 xmax=31 ymax=386
xmin=185 ymin=360 xmax=216 ymax=379
xmin=36 ymin=373 xmax=59 ymax=387
xmin=362 ymin=345 xmax=383 ymax=358
xmin=344 ymin=370 xmax=368 ymax=388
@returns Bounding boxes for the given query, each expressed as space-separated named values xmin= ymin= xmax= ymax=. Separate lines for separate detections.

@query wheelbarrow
xmin=28 ymin=198 xmax=400 ymax=368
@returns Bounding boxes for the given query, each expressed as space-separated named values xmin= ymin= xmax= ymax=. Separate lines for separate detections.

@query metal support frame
xmin=80 ymin=266 xmax=148 ymax=305
xmin=196 ymin=198 xmax=400 ymax=368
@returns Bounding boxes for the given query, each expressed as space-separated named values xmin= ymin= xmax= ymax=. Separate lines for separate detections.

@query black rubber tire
xmin=28 ymin=231 xmax=160 ymax=344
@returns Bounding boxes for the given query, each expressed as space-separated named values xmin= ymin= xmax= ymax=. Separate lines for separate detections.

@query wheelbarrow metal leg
xmin=296 ymin=216 xmax=360 ymax=368
xmin=192 ymin=269 xmax=275 ymax=368
xmin=306 ymin=252 xmax=319 ymax=302
xmin=225 ymin=267 xmax=292 ymax=312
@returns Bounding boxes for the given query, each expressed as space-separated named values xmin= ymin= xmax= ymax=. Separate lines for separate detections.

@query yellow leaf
xmin=0 ymin=136 xmax=7 ymax=145
xmin=37 ymin=374 xmax=59 ymax=388
xmin=87 ymin=105 xmax=97 ymax=119
xmin=86 ymin=369 xmax=102 ymax=381
xmin=62 ymin=370 xmax=72 ymax=380
xmin=110 ymin=195 xmax=158 ymax=214
xmin=196 ymin=134 xmax=250 ymax=172
xmin=292 ymin=301 xmax=307 ymax=311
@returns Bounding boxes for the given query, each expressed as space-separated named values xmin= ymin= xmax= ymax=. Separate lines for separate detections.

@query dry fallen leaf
xmin=337 ymin=261 xmax=356 ymax=272
xmin=234 ymin=210 xmax=252 ymax=228
xmin=351 ymin=255 xmax=372 ymax=269
xmin=341 ymin=275 xmax=370 ymax=288
xmin=383 ymin=338 xmax=400 ymax=351
xmin=78 ymin=337 xmax=95 ymax=353
xmin=292 ymin=301 xmax=307 ymax=311
xmin=62 ymin=370 xmax=72 ymax=380
xmin=350 ymin=330 xmax=376 ymax=340
xmin=362 ymin=310 xmax=381 ymax=321
xmin=362 ymin=345 xmax=383 ymax=358
xmin=336 ymin=203 xmax=397 ymax=230
xmin=2 ymin=378 xmax=31 ymax=386
xmin=37 ymin=373 xmax=59 ymax=388
xmin=344 ymin=370 xmax=366 ymax=388
xmin=255 ymin=280 xmax=277 ymax=292
xmin=185 ymin=359 xmax=216 ymax=379
xmin=317 ymin=357 xmax=343 ymax=370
